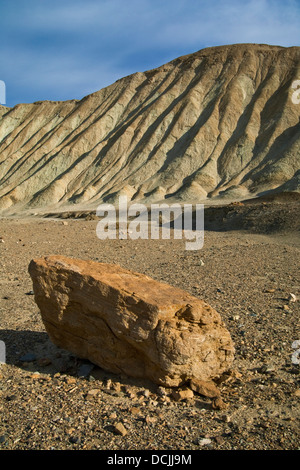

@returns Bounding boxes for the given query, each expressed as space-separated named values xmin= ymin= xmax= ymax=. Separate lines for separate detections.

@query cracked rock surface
xmin=28 ymin=255 xmax=234 ymax=387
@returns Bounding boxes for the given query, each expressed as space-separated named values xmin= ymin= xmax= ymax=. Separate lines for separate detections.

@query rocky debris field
xmin=0 ymin=203 xmax=299 ymax=451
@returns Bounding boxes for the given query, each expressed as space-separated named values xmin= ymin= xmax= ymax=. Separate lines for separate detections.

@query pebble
xmin=69 ymin=436 xmax=81 ymax=444
xmin=198 ymin=438 xmax=212 ymax=446
xmin=30 ymin=372 xmax=41 ymax=380
xmin=171 ymin=388 xmax=194 ymax=401
xmin=145 ymin=415 xmax=158 ymax=425
xmin=112 ymin=422 xmax=127 ymax=436
xmin=0 ymin=435 xmax=7 ymax=444
xmin=157 ymin=386 xmax=168 ymax=397
xmin=19 ymin=353 xmax=36 ymax=362
xmin=260 ymin=365 xmax=275 ymax=374
xmin=86 ymin=388 xmax=100 ymax=398
xmin=111 ymin=382 xmax=121 ymax=392
xmin=288 ymin=293 xmax=297 ymax=303
xmin=214 ymin=436 xmax=225 ymax=445
xmin=65 ymin=376 xmax=77 ymax=385
xmin=212 ymin=397 xmax=229 ymax=410
xmin=149 ymin=399 xmax=158 ymax=407
xmin=129 ymin=407 xmax=140 ymax=415
xmin=105 ymin=379 xmax=112 ymax=389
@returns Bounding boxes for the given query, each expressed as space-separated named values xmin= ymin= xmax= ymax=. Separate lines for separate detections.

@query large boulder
xmin=28 ymin=255 xmax=235 ymax=387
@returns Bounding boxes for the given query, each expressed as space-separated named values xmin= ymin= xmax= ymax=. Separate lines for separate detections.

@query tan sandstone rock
xmin=28 ymin=255 xmax=235 ymax=387
xmin=189 ymin=378 xmax=221 ymax=398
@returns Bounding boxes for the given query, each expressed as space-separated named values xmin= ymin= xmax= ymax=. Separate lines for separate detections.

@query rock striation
xmin=28 ymin=255 xmax=235 ymax=387
xmin=0 ymin=44 xmax=299 ymax=215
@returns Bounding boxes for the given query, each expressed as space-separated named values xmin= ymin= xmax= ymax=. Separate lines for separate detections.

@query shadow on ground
xmin=0 ymin=329 xmax=190 ymax=397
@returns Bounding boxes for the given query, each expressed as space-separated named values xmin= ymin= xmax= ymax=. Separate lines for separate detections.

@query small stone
xmin=221 ymin=414 xmax=231 ymax=422
xmin=189 ymin=378 xmax=221 ymax=398
xmin=112 ymin=422 xmax=127 ymax=436
xmin=30 ymin=372 xmax=41 ymax=380
xmin=69 ymin=435 xmax=81 ymax=444
xmin=19 ymin=353 xmax=36 ymax=362
xmin=145 ymin=415 xmax=157 ymax=425
xmin=214 ymin=436 xmax=225 ymax=445
xmin=86 ymin=388 xmax=100 ymax=399
xmin=171 ymin=388 xmax=194 ymax=401
xmin=212 ymin=397 xmax=229 ymax=410
xmin=288 ymin=293 xmax=297 ymax=303
xmin=105 ymin=379 xmax=112 ymax=389
xmin=149 ymin=399 xmax=158 ymax=407
xmin=260 ymin=364 xmax=275 ymax=374
xmin=157 ymin=386 xmax=168 ymax=397
xmin=0 ymin=435 xmax=7 ymax=444
xmin=294 ymin=389 xmax=300 ymax=397
xmin=111 ymin=382 xmax=121 ymax=392
xmin=198 ymin=438 xmax=212 ymax=446
xmin=65 ymin=376 xmax=77 ymax=385
xmin=161 ymin=396 xmax=171 ymax=404
xmin=129 ymin=407 xmax=140 ymax=415
xmin=25 ymin=291 xmax=34 ymax=295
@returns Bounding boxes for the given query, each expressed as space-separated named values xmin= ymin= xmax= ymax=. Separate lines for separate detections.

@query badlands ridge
xmin=0 ymin=43 xmax=299 ymax=215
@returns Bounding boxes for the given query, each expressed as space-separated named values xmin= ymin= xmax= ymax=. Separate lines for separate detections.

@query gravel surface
xmin=0 ymin=202 xmax=299 ymax=451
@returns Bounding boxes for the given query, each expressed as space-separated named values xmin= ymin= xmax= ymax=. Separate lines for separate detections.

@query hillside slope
xmin=0 ymin=43 xmax=299 ymax=214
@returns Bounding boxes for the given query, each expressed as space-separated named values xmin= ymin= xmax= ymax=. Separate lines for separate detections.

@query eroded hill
xmin=0 ymin=43 xmax=299 ymax=215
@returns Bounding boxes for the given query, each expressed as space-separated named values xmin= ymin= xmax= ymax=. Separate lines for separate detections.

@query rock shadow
xmin=0 ymin=329 xmax=166 ymax=393
xmin=0 ymin=328 xmax=79 ymax=376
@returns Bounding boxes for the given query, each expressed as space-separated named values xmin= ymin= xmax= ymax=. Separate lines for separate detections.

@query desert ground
xmin=0 ymin=198 xmax=299 ymax=451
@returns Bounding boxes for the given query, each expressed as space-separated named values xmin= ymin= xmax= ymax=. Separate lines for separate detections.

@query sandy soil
xmin=0 ymin=201 xmax=299 ymax=451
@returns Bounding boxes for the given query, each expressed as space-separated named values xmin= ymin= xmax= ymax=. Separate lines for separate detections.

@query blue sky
xmin=1 ymin=0 xmax=299 ymax=107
